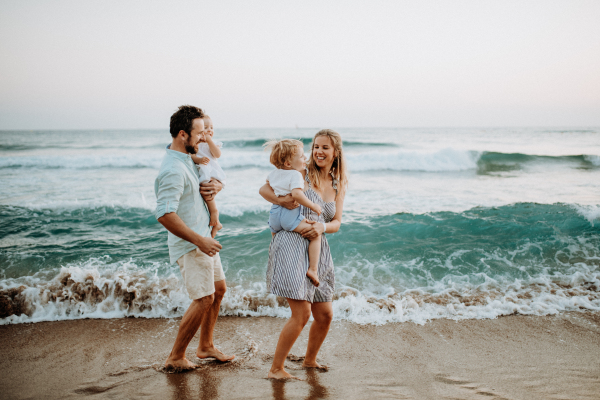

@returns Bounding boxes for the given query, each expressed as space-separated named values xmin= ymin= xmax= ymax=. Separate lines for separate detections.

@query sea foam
xmin=2 ymin=256 xmax=598 ymax=326
xmin=572 ymin=204 xmax=600 ymax=226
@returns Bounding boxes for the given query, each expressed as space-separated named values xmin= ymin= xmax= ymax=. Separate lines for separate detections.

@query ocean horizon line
xmin=1 ymin=125 xmax=600 ymax=132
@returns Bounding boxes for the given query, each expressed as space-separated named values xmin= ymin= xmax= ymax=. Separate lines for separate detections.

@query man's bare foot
xmin=196 ymin=347 xmax=235 ymax=362
xmin=210 ymin=222 xmax=223 ymax=239
xmin=268 ymin=368 xmax=303 ymax=380
xmin=302 ymin=361 xmax=328 ymax=371
xmin=163 ymin=357 xmax=198 ymax=372
xmin=306 ymin=270 xmax=320 ymax=287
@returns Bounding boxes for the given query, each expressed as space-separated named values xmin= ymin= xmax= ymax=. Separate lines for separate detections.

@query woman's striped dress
xmin=266 ymin=176 xmax=336 ymax=303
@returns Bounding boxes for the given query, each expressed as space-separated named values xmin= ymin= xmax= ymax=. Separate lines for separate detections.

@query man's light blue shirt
xmin=155 ymin=146 xmax=211 ymax=264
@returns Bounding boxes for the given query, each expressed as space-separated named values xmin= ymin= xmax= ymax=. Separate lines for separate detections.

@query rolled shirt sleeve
xmin=289 ymin=170 xmax=305 ymax=191
xmin=155 ymin=170 xmax=185 ymax=220
xmin=154 ymin=147 xmax=212 ymax=264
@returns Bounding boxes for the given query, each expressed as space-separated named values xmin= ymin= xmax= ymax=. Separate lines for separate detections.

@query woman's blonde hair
xmin=307 ymin=129 xmax=348 ymax=194
xmin=263 ymin=139 xmax=304 ymax=169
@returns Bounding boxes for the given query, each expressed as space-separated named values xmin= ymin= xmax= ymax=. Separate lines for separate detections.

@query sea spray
xmin=1 ymin=258 xmax=598 ymax=325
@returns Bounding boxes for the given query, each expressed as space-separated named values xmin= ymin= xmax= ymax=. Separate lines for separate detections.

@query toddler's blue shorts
xmin=269 ymin=205 xmax=305 ymax=233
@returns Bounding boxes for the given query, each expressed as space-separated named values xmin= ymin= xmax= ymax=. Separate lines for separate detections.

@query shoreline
xmin=1 ymin=311 xmax=599 ymax=399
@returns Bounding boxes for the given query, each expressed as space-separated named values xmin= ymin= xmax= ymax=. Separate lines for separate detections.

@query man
xmin=155 ymin=105 xmax=235 ymax=370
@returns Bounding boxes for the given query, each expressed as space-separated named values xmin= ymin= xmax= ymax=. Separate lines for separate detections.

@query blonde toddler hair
xmin=263 ymin=139 xmax=304 ymax=169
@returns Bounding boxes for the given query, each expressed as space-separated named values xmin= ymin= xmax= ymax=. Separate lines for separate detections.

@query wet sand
xmin=1 ymin=312 xmax=599 ymax=399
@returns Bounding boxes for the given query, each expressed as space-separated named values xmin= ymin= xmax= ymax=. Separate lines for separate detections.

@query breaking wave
xmin=3 ymin=150 xmax=597 ymax=173
xmin=1 ymin=256 xmax=598 ymax=325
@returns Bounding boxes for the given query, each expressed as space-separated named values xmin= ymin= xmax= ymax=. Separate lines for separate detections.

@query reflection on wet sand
xmin=270 ymin=369 xmax=329 ymax=400
xmin=166 ymin=364 xmax=223 ymax=400
xmin=305 ymin=369 xmax=329 ymax=399
xmin=270 ymin=379 xmax=287 ymax=400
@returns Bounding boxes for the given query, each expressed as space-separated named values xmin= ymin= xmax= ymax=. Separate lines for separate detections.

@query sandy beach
xmin=1 ymin=311 xmax=599 ymax=399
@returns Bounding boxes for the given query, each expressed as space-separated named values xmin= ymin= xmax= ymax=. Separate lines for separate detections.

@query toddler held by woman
xmin=264 ymin=139 xmax=323 ymax=287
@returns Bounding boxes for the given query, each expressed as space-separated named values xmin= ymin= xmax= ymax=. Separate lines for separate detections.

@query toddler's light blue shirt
xmin=155 ymin=146 xmax=211 ymax=264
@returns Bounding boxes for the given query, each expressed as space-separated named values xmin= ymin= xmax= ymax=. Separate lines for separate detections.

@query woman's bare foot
xmin=164 ymin=356 xmax=198 ymax=372
xmin=306 ymin=270 xmax=320 ymax=287
xmin=196 ymin=347 xmax=235 ymax=362
xmin=268 ymin=368 xmax=303 ymax=380
xmin=210 ymin=222 xmax=222 ymax=239
xmin=302 ymin=361 xmax=328 ymax=371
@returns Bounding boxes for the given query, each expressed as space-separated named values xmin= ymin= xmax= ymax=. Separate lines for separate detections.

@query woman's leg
xmin=303 ymin=301 xmax=333 ymax=368
xmin=268 ymin=299 xmax=312 ymax=379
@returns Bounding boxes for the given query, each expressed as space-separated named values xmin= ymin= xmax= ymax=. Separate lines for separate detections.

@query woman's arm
xmin=299 ymin=189 xmax=345 ymax=239
xmin=326 ymin=189 xmax=345 ymax=233
xmin=205 ymin=135 xmax=222 ymax=158
xmin=291 ymin=188 xmax=321 ymax=215
xmin=259 ymin=183 xmax=299 ymax=210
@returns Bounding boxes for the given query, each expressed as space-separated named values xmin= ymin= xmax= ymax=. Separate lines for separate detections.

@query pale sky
xmin=1 ymin=0 xmax=599 ymax=129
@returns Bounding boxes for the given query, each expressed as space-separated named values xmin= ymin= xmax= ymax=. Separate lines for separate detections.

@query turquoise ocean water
xmin=1 ymin=128 xmax=599 ymax=324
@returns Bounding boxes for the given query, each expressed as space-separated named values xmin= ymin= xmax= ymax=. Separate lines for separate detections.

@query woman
xmin=259 ymin=129 xmax=348 ymax=379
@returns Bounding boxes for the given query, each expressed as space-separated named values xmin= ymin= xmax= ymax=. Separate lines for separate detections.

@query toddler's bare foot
xmin=268 ymin=368 xmax=302 ymax=380
xmin=210 ymin=222 xmax=222 ymax=239
xmin=196 ymin=347 xmax=235 ymax=362
xmin=306 ymin=270 xmax=320 ymax=287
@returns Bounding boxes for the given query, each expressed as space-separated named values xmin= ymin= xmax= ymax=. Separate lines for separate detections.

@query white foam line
xmin=2 ymin=261 xmax=599 ymax=326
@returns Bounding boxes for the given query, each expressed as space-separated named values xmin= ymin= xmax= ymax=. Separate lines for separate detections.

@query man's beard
xmin=185 ymin=138 xmax=198 ymax=154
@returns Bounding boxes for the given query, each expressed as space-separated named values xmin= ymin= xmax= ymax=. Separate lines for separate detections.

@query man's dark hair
xmin=170 ymin=105 xmax=205 ymax=138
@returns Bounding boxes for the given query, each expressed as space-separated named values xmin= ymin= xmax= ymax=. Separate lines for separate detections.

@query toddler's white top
xmin=196 ymin=141 xmax=226 ymax=185
xmin=267 ymin=169 xmax=305 ymax=197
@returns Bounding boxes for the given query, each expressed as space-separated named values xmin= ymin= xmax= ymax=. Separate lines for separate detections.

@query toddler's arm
xmin=291 ymin=188 xmax=322 ymax=215
xmin=204 ymin=135 xmax=222 ymax=158
xmin=259 ymin=182 xmax=299 ymax=210
xmin=191 ymin=154 xmax=210 ymax=165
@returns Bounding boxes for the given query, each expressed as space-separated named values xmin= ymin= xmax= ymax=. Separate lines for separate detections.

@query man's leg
xmin=165 ymin=294 xmax=214 ymax=369
xmin=196 ymin=254 xmax=235 ymax=362
xmin=197 ymin=280 xmax=235 ymax=361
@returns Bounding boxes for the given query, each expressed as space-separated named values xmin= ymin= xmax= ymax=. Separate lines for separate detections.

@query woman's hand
xmin=299 ymin=220 xmax=324 ymax=240
xmin=278 ymin=194 xmax=299 ymax=210
xmin=200 ymin=179 xmax=223 ymax=201
xmin=259 ymin=183 xmax=299 ymax=210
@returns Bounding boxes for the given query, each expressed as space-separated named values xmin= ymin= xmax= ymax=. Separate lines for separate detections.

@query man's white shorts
xmin=176 ymin=248 xmax=225 ymax=300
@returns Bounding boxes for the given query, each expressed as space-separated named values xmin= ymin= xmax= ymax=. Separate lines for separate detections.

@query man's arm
xmin=158 ymin=212 xmax=222 ymax=255
xmin=200 ymin=179 xmax=223 ymax=201
xmin=155 ymin=170 xmax=221 ymax=255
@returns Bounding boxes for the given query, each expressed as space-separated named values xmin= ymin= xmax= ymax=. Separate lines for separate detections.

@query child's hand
xmin=312 ymin=204 xmax=322 ymax=216
xmin=191 ymin=154 xmax=210 ymax=165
